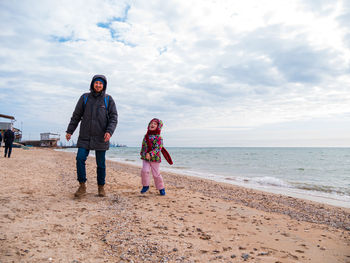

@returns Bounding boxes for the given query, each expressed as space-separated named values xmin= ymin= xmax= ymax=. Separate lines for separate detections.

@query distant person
xmin=140 ymin=118 xmax=170 ymax=196
xmin=66 ymin=75 xmax=118 ymax=198
xmin=4 ymin=128 xmax=15 ymax=158
xmin=0 ymin=131 xmax=2 ymax=148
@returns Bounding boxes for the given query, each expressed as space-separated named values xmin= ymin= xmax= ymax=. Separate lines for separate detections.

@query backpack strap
xmin=104 ymin=95 xmax=110 ymax=121
xmin=83 ymin=94 xmax=89 ymax=105
xmin=104 ymin=95 xmax=110 ymax=109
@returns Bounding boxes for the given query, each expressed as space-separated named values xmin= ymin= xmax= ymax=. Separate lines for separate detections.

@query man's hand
xmin=66 ymin=133 xmax=72 ymax=141
xmin=145 ymin=153 xmax=151 ymax=160
xmin=104 ymin=132 xmax=111 ymax=142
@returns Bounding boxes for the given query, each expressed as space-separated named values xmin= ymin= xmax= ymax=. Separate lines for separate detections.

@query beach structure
xmin=0 ymin=114 xmax=22 ymax=142
xmin=40 ymin=132 xmax=60 ymax=147
xmin=21 ymin=132 xmax=60 ymax=147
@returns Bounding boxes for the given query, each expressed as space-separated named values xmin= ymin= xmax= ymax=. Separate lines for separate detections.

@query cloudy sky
xmin=0 ymin=0 xmax=350 ymax=147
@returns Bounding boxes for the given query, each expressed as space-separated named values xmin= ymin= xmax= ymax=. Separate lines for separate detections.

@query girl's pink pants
xmin=141 ymin=160 xmax=165 ymax=190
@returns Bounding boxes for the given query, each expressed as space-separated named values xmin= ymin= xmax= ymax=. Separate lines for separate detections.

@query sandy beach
xmin=0 ymin=148 xmax=349 ymax=263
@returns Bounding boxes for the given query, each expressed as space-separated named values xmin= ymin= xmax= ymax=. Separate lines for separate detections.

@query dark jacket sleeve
xmin=66 ymin=95 xmax=85 ymax=135
xmin=106 ymin=96 xmax=118 ymax=136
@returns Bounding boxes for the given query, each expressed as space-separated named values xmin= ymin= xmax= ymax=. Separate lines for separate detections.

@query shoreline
xmin=58 ymin=148 xmax=350 ymax=230
xmin=107 ymin=160 xmax=350 ymax=231
xmin=58 ymin=148 xmax=350 ymax=209
xmin=159 ymin=166 xmax=350 ymax=209
xmin=1 ymin=148 xmax=349 ymax=262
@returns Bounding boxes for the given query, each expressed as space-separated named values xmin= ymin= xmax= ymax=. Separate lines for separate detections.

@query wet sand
xmin=0 ymin=148 xmax=349 ymax=262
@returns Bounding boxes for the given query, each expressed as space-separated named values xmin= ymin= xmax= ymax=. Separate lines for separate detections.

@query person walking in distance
xmin=66 ymin=75 xmax=118 ymax=197
xmin=4 ymin=128 xmax=15 ymax=158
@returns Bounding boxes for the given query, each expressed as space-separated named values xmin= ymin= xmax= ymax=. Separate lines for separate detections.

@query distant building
xmin=0 ymin=122 xmax=12 ymax=130
xmin=40 ymin=133 xmax=60 ymax=147
xmin=0 ymin=114 xmax=22 ymax=142
xmin=21 ymin=132 xmax=60 ymax=147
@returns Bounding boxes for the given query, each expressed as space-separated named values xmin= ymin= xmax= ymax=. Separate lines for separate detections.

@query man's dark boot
xmin=98 ymin=185 xmax=106 ymax=197
xmin=74 ymin=182 xmax=86 ymax=197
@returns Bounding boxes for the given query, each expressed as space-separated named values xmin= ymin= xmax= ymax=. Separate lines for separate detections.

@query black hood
xmin=90 ymin=74 xmax=107 ymax=92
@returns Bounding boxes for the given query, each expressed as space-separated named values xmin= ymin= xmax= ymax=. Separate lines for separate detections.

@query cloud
xmin=0 ymin=0 xmax=350 ymax=146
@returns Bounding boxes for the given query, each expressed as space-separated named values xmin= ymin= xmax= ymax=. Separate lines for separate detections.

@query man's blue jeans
xmin=76 ymin=148 xmax=106 ymax=185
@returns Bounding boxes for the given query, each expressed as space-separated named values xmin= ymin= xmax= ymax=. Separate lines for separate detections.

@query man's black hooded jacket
xmin=66 ymin=75 xmax=118 ymax=150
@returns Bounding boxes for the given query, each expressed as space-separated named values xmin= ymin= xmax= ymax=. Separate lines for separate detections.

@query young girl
xmin=140 ymin=118 xmax=166 ymax=195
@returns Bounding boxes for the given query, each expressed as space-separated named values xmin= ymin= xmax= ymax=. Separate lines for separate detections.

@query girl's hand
xmin=146 ymin=153 xmax=151 ymax=160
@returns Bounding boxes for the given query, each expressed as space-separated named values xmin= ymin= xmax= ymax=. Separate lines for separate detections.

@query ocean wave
xmin=247 ymin=176 xmax=291 ymax=188
xmin=239 ymin=176 xmax=350 ymax=197
xmin=223 ymin=176 xmax=350 ymax=207
xmin=291 ymin=182 xmax=350 ymax=196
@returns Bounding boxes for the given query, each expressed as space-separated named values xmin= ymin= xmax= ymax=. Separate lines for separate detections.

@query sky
xmin=0 ymin=0 xmax=350 ymax=147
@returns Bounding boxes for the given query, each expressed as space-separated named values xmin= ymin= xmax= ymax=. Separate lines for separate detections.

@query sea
xmin=59 ymin=147 xmax=350 ymax=208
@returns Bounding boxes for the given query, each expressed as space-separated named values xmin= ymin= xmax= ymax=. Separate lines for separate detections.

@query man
xmin=66 ymin=75 xmax=118 ymax=197
xmin=4 ymin=128 xmax=15 ymax=158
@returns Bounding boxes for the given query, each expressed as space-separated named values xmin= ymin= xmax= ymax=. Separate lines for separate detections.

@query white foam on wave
xmin=162 ymin=166 xmax=350 ymax=208
xmin=250 ymin=176 xmax=291 ymax=187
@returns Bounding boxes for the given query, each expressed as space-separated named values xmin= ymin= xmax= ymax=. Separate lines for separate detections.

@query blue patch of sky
xmin=158 ymin=46 xmax=168 ymax=55
xmin=96 ymin=5 xmax=135 ymax=47
xmin=50 ymin=34 xmax=73 ymax=43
